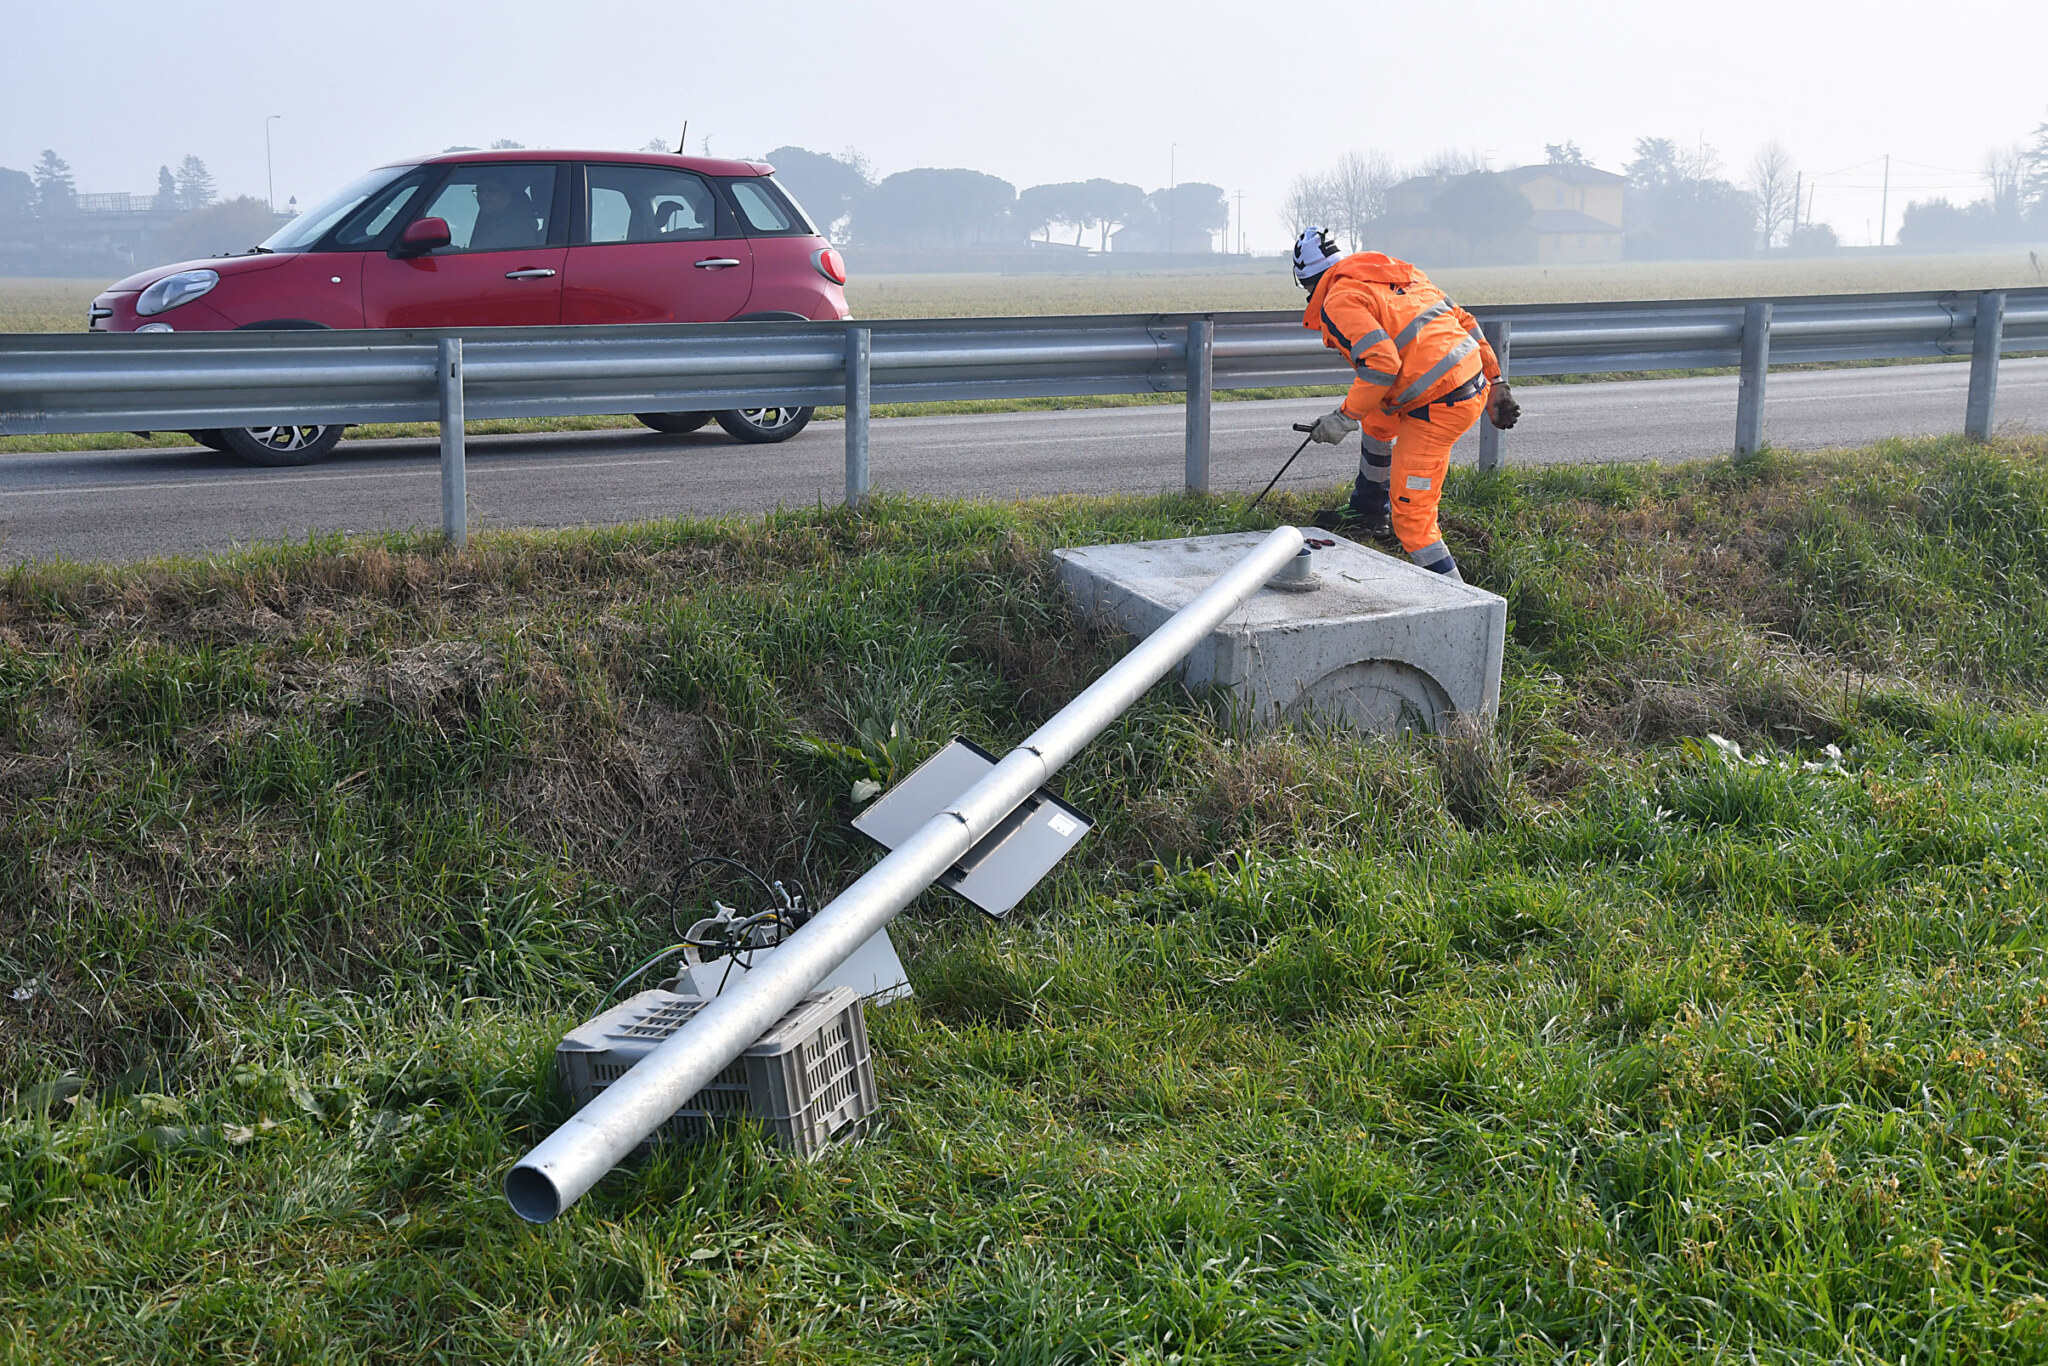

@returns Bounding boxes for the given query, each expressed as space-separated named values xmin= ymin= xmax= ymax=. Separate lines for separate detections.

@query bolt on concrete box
xmin=1051 ymin=531 xmax=1506 ymax=733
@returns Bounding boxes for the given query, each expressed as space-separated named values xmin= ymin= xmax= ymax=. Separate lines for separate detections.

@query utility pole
xmin=1168 ymin=144 xmax=1176 ymax=256
xmin=1789 ymin=171 xmax=1800 ymax=248
xmin=1235 ymin=189 xmax=1244 ymax=255
xmin=1878 ymin=153 xmax=1890 ymax=247
xmin=265 ymin=114 xmax=281 ymax=211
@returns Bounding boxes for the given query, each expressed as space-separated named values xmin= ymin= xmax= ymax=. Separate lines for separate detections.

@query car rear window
xmin=586 ymin=164 xmax=719 ymax=244
xmin=725 ymin=176 xmax=816 ymax=237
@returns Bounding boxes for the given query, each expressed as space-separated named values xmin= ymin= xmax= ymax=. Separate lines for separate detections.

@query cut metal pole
xmin=504 ymin=524 xmax=1307 ymax=1224
xmin=1477 ymin=318 xmax=1512 ymax=472
xmin=845 ymin=326 xmax=871 ymax=508
xmin=1965 ymin=291 xmax=2006 ymax=441
xmin=1185 ymin=317 xmax=1213 ymax=493
xmin=1734 ymin=301 xmax=1772 ymax=460
xmin=437 ymin=337 xmax=466 ymax=549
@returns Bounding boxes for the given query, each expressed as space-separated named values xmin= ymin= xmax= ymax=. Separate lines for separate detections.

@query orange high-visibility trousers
xmin=1359 ymin=385 xmax=1485 ymax=572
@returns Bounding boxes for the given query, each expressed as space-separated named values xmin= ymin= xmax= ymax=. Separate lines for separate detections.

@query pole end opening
xmin=505 ymin=1164 xmax=564 ymax=1224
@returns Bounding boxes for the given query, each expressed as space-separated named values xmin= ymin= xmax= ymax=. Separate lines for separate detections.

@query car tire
xmin=188 ymin=430 xmax=232 ymax=452
xmin=714 ymin=407 xmax=814 ymax=444
xmin=217 ymin=425 xmax=346 ymax=467
xmin=635 ymin=412 xmax=713 ymax=434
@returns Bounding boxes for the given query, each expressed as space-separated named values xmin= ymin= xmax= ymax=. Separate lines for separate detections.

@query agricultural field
xmin=6 ymin=435 xmax=2048 ymax=1361
xmin=3 ymin=249 xmax=2042 ymax=335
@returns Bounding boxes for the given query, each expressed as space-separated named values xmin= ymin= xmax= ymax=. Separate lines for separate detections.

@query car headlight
xmin=136 ymin=269 xmax=219 ymax=317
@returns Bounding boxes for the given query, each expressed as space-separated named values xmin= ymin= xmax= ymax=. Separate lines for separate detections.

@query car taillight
xmin=812 ymin=247 xmax=846 ymax=286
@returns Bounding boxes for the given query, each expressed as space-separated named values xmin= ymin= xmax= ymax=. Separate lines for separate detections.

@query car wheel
xmin=187 ymin=430 xmax=232 ymax=452
xmin=714 ymin=407 xmax=814 ymax=444
xmin=217 ymin=425 xmax=346 ymax=467
xmin=635 ymin=412 xmax=713 ymax=434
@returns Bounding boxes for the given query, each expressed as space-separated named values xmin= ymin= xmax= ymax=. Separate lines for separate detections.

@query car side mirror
xmin=391 ymin=217 xmax=451 ymax=258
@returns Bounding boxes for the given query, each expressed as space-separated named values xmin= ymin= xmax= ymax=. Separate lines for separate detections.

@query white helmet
xmin=1292 ymin=227 xmax=1343 ymax=287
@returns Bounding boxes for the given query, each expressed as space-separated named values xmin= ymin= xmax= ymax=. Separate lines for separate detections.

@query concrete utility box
xmin=1052 ymin=531 xmax=1506 ymax=733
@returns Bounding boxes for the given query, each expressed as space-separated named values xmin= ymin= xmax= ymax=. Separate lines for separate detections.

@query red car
xmin=89 ymin=149 xmax=850 ymax=464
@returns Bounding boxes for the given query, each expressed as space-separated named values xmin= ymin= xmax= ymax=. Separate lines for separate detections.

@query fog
xmin=3 ymin=0 xmax=2043 ymax=252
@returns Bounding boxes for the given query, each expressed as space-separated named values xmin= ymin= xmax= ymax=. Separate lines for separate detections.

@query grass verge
xmin=5 ymin=435 xmax=2048 ymax=1361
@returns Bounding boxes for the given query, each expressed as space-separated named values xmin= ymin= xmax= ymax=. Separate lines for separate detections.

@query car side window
xmin=585 ymin=165 xmax=718 ymax=244
xmin=724 ymin=176 xmax=817 ymax=237
xmin=329 ymin=173 xmax=430 ymax=249
xmin=415 ymin=165 xmax=559 ymax=252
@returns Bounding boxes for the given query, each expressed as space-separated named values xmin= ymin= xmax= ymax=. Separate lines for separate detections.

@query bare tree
xmin=1283 ymin=168 xmax=1341 ymax=237
xmin=1746 ymin=141 xmax=1796 ymax=250
xmin=1984 ymin=144 xmax=2027 ymax=222
xmin=1284 ymin=150 xmax=1400 ymax=250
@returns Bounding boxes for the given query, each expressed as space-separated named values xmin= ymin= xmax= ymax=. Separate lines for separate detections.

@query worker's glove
xmin=1309 ymin=409 xmax=1362 ymax=445
xmin=1488 ymin=384 xmax=1521 ymax=430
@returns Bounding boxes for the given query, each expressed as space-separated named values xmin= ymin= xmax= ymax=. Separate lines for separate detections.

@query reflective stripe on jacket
xmin=1301 ymin=252 xmax=1501 ymax=421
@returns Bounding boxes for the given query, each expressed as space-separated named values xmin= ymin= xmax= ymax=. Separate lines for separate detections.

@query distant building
xmin=1499 ymin=164 xmax=1625 ymax=264
xmin=1372 ymin=163 xmax=1627 ymax=266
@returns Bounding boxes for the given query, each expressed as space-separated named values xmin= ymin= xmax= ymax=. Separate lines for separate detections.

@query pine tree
xmin=32 ymin=149 xmax=75 ymax=216
xmin=175 ymin=155 xmax=216 ymax=211
xmin=156 ymin=165 xmax=178 ymax=210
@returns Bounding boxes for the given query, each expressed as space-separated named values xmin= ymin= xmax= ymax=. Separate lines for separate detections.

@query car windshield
xmin=259 ymin=166 xmax=415 ymax=252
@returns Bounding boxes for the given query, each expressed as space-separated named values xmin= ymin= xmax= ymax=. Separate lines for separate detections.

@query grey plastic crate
xmin=554 ymin=986 xmax=877 ymax=1156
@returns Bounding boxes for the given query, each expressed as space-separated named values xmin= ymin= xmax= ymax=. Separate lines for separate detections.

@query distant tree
xmin=1419 ymin=148 xmax=1491 ymax=177
xmin=156 ymin=164 xmax=178 ymax=210
xmin=490 ymin=139 xmax=524 ymax=150
xmin=1788 ymin=222 xmax=1838 ymax=255
xmin=1544 ymin=141 xmax=1591 ymax=166
xmin=1624 ymin=136 xmax=1754 ymax=259
xmin=1145 ymin=182 xmax=1230 ymax=251
xmin=175 ymin=155 xmax=216 ymax=211
xmin=1746 ymin=141 xmax=1797 ymax=249
xmin=1429 ymin=171 xmax=1531 ymax=260
xmin=151 ymin=196 xmax=278 ymax=266
xmin=1282 ymin=150 xmax=1399 ymax=250
xmin=1984 ymin=144 xmax=2028 ymax=229
xmin=1016 ymin=181 xmax=1085 ymax=243
xmin=441 ymin=145 xmax=481 ymax=154
xmin=759 ymin=147 xmax=873 ymax=244
xmin=32 ymin=150 xmax=75 ymax=217
xmin=853 ymin=168 xmax=1016 ymax=247
xmin=2026 ymin=111 xmax=2048 ymax=216
xmin=642 ymin=138 xmax=673 ymax=154
xmin=0 ymin=166 xmax=33 ymax=221
xmin=1075 ymin=179 xmax=1146 ymax=250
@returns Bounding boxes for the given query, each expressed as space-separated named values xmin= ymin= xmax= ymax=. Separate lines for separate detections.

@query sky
xmin=5 ymin=0 xmax=2044 ymax=252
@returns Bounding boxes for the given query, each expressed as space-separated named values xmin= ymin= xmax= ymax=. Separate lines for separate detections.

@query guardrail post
xmin=437 ymin=337 xmax=466 ymax=550
xmin=1185 ymin=317 xmax=1213 ymax=493
xmin=1477 ymin=319 xmax=1511 ymax=472
xmin=845 ymin=326 xmax=871 ymax=509
xmin=1734 ymin=301 xmax=1772 ymax=460
xmin=1965 ymin=290 xmax=2006 ymax=441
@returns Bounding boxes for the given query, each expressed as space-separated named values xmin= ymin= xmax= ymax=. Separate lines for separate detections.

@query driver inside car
xmin=469 ymin=174 xmax=545 ymax=251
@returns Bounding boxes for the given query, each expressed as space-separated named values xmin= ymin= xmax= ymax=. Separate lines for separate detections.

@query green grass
xmin=5 ymin=435 xmax=2048 ymax=1361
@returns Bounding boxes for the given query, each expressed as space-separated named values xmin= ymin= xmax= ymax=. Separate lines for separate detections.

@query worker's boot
xmin=1312 ymin=473 xmax=1393 ymax=537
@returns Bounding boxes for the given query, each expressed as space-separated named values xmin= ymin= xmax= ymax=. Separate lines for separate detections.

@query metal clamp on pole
xmin=438 ymin=337 xmax=466 ymax=549
xmin=503 ymin=524 xmax=1307 ymax=1224
xmin=1734 ymin=301 xmax=1772 ymax=460
xmin=845 ymin=326 xmax=871 ymax=509
xmin=1185 ymin=317 xmax=1213 ymax=494
xmin=1966 ymin=291 xmax=2006 ymax=441
xmin=1477 ymin=319 xmax=1512 ymax=472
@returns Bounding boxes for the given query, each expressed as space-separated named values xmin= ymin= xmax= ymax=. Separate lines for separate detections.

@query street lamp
xmin=265 ymin=114 xmax=281 ymax=211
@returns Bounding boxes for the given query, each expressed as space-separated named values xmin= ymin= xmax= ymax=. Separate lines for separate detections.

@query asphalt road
xmin=3 ymin=357 xmax=2043 ymax=564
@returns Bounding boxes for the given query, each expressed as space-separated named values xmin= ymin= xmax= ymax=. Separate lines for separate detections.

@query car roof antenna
xmin=675 ymin=121 xmax=688 ymax=156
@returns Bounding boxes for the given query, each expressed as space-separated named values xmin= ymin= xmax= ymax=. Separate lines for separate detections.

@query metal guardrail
xmin=3 ymin=287 xmax=2043 ymax=544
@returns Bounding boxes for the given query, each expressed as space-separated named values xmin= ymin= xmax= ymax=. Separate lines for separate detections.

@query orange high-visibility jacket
xmin=1303 ymin=253 xmax=1500 ymax=421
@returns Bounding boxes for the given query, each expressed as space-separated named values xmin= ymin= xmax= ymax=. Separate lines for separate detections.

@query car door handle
xmin=694 ymin=258 xmax=742 ymax=270
xmin=504 ymin=268 xmax=558 ymax=280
